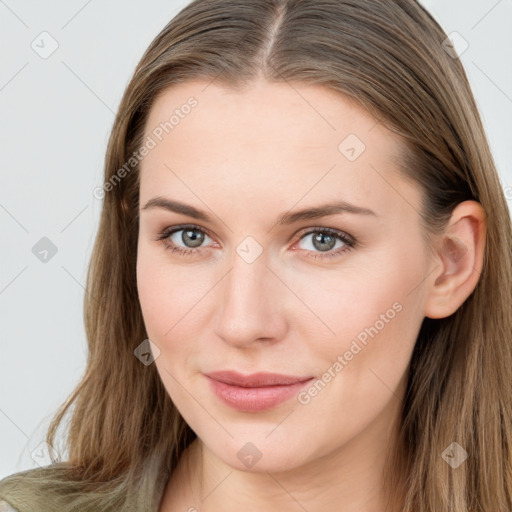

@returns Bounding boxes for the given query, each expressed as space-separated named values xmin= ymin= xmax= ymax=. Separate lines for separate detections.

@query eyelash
xmin=155 ymin=224 xmax=356 ymax=261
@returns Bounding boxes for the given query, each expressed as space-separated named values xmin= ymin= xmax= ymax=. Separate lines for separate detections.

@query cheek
xmin=137 ymin=251 xmax=168 ymax=339
xmin=136 ymin=246 xmax=186 ymax=342
xmin=136 ymin=249 xmax=205 ymax=405
xmin=304 ymin=245 xmax=426 ymax=402
xmin=290 ymin=244 xmax=425 ymax=354
xmin=291 ymin=246 xmax=427 ymax=430
xmin=136 ymin=246 xmax=217 ymax=350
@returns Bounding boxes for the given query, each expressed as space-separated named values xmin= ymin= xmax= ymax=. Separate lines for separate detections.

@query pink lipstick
xmin=204 ymin=370 xmax=314 ymax=412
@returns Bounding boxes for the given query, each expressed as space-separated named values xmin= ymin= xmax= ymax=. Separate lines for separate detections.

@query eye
xmin=156 ymin=224 xmax=356 ymax=260
xmin=156 ymin=224 xmax=214 ymax=256
xmin=293 ymin=227 xmax=355 ymax=260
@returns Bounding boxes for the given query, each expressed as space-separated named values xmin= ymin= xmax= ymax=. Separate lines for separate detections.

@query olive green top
xmin=0 ymin=463 xmax=170 ymax=512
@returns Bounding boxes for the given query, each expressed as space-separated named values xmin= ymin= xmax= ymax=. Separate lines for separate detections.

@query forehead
xmin=144 ymin=78 xmax=397 ymax=152
xmin=139 ymin=79 xmax=420 ymax=221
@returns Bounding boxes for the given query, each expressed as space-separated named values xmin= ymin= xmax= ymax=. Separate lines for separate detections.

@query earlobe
xmin=424 ymin=201 xmax=486 ymax=319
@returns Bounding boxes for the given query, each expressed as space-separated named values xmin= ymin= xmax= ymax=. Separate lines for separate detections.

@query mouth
xmin=204 ymin=370 xmax=315 ymax=412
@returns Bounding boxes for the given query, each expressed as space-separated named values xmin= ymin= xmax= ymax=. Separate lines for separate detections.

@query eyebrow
xmin=140 ymin=196 xmax=377 ymax=225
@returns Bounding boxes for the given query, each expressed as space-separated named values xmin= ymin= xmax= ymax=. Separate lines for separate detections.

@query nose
xmin=213 ymin=249 xmax=288 ymax=349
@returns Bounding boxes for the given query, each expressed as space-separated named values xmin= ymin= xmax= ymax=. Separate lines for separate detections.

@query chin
xmin=202 ymin=433 xmax=317 ymax=474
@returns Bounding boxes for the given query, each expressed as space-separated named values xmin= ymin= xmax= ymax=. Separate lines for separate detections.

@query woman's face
xmin=136 ymin=79 xmax=433 ymax=472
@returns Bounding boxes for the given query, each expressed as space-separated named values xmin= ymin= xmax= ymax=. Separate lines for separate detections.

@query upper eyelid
xmin=162 ymin=224 xmax=216 ymax=241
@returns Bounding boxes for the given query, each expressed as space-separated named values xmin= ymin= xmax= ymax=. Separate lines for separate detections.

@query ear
xmin=423 ymin=200 xmax=487 ymax=319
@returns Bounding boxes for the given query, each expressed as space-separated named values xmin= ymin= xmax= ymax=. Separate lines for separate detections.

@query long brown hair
xmin=1 ymin=1 xmax=511 ymax=510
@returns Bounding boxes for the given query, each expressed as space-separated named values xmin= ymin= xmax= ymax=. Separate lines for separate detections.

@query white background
xmin=1 ymin=0 xmax=511 ymax=478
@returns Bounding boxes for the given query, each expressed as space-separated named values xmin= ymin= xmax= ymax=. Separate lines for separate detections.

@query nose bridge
xmin=214 ymin=246 xmax=286 ymax=347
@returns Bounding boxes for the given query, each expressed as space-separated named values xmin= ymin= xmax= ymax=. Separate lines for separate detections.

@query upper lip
xmin=205 ymin=370 xmax=314 ymax=388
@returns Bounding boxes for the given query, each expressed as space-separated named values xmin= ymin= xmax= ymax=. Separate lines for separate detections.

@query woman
xmin=1 ymin=0 xmax=511 ymax=511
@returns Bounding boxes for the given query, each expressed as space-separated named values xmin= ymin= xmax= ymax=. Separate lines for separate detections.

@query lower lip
xmin=206 ymin=376 xmax=314 ymax=412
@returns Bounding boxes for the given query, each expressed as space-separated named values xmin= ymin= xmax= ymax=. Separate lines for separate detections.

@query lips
xmin=205 ymin=370 xmax=313 ymax=387
xmin=204 ymin=370 xmax=315 ymax=412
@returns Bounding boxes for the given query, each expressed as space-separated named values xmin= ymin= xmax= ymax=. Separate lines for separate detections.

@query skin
xmin=135 ymin=78 xmax=486 ymax=512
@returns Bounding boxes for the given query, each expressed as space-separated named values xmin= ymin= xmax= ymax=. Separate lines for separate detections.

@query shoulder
xmin=0 ymin=464 xmax=158 ymax=512
xmin=0 ymin=462 xmax=166 ymax=512
xmin=0 ymin=465 xmax=68 ymax=511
